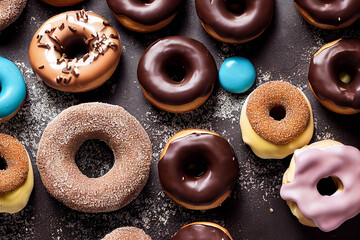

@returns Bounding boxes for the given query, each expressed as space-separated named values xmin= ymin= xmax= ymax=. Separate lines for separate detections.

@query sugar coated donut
xmin=40 ymin=0 xmax=85 ymax=7
xmin=240 ymin=81 xmax=314 ymax=159
xmin=107 ymin=0 xmax=184 ymax=33
xmin=37 ymin=102 xmax=152 ymax=213
xmin=0 ymin=0 xmax=26 ymax=31
xmin=295 ymin=0 xmax=360 ymax=29
xmin=280 ymin=140 xmax=360 ymax=232
xmin=219 ymin=56 xmax=256 ymax=93
xmin=102 ymin=227 xmax=151 ymax=240
xmin=172 ymin=222 xmax=233 ymax=240
xmin=137 ymin=36 xmax=217 ymax=113
xmin=29 ymin=10 xmax=121 ymax=93
xmin=309 ymin=39 xmax=360 ymax=114
xmin=0 ymin=57 xmax=26 ymax=123
xmin=195 ymin=0 xmax=274 ymax=43
xmin=158 ymin=129 xmax=238 ymax=210
xmin=0 ymin=134 xmax=34 ymax=214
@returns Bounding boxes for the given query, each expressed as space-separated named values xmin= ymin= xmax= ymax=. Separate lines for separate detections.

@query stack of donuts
xmin=1 ymin=0 xmax=360 ymax=239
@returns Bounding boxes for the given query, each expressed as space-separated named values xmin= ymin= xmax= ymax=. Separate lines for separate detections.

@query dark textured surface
xmin=0 ymin=0 xmax=360 ymax=239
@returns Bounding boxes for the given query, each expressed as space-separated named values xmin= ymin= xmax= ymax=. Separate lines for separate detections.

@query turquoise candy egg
xmin=0 ymin=57 xmax=26 ymax=122
xmin=219 ymin=57 xmax=256 ymax=93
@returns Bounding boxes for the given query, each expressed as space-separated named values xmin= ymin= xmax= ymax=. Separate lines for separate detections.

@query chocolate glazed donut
xmin=106 ymin=0 xmax=184 ymax=32
xmin=295 ymin=0 xmax=360 ymax=29
xmin=137 ymin=36 xmax=217 ymax=113
xmin=309 ymin=39 xmax=360 ymax=114
xmin=158 ymin=130 xmax=238 ymax=210
xmin=195 ymin=0 xmax=275 ymax=43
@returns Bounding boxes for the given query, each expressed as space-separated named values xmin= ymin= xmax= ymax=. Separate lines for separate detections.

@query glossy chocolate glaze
xmin=309 ymin=39 xmax=360 ymax=110
xmin=172 ymin=224 xmax=230 ymax=240
xmin=195 ymin=0 xmax=274 ymax=42
xmin=106 ymin=0 xmax=183 ymax=25
xmin=158 ymin=133 xmax=238 ymax=206
xmin=137 ymin=36 xmax=217 ymax=106
xmin=295 ymin=0 xmax=360 ymax=27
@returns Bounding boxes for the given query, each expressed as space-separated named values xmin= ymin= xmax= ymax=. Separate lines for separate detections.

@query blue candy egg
xmin=219 ymin=56 xmax=256 ymax=93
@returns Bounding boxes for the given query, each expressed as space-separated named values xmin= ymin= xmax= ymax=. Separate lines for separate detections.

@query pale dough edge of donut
xmin=239 ymin=90 xmax=314 ymax=159
xmin=140 ymin=86 xmax=213 ymax=113
xmin=178 ymin=222 xmax=234 ymax=240
xmin=0 ymin=155 xmax=34 ymax=214
xmin=112 ymin=11 xmax=176 ymax=33
xmin=282 ymin=140 xmax=343 ymax=228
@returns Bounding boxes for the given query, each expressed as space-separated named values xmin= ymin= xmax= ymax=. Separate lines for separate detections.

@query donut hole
xmin=317 ymin=176 xmax=343 ymax=196
xmin=165 ymin=55 xmax=186 ymax=82
xmin=226 ymin=0 xmax=246 ymax=15
xmin=184 ymin=158 xmax=208 ymax=178
xmin=269 ymin=105 xmax=286 ymax=121
xmin=62 ymin=35 xmax=89 ymax=60
xmin=0 ymin=156 xmax=7 ymax=170
xmin=338 ymin=68 xmax=353 ymax=84
xmin=75 ymin=139 xmax=115 ymax=178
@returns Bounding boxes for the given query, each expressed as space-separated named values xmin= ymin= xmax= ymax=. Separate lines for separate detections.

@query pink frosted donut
xmin=37 ymin=102 xmax=152 ymax=213
xmin=281 ymin=140 xmax=360 ymax=232
xmin=102 ymin=227 xmax=151 ymax=240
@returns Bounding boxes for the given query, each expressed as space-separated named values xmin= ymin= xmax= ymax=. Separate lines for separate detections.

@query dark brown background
xmin=1 ymin=0 xmax=360 ymax=239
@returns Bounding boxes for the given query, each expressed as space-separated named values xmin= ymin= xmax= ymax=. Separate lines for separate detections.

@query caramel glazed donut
xmin=240 ymin=81 xmax=314 ymax=159
xmin=281 ymin=140 xmax=360 ymax=232
xmin=158 ymin=130 xmax=238 ymax=210
xmin=106 ymin=0 xmax=184 ymax=33
xmin=102 ymin=227 xmax=151 ymax=240
xmin=172 ymin=222 xmax=233 ymax=240
xmin=37 ymin=103 xmax=152 ymax=213
xmin=29 ymin=10 xmax=121 ymax=93
xmin=195 ymin=0 xmax=274 ymax=43
xmin=138 ymin=36 xmax=217 ymax=113
xmin=309 ymin=39 xmax=360 ymax=114
xmin=0 ymin=134 xmax=34 ymax=214
xmin=295 ymin=0 xmax=360 ymax=29
xmin=0 ymin=0 xmax=27 ymax=31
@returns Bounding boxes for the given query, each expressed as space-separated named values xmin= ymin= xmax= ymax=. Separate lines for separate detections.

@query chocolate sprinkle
xmin=48 ymin=35 xmax=60 ymax=45
xmin=39 ymin=65 xmax=44 ymax=69
xmin=108 ymin=42 xmax=118 ymax=50
xmin=38 ymin=43 xmax=50 ymax=50
xmin=103 ymin=20 xmax=110 ymax=26
xmin=56 ymin=76 xmax=62 ymax=84
xmin=59 ymin=23 xmax=65 ymax=31
xmin=110 ymin=34 xmax=119 ymax=39
xmin=68 ymin=26 xmax=76 ymax=33
xmin=72 ymin=68 xmax=80 ymax=77
xmin=37 ymin=35 xmax=43 ymax=43
xmin=83 ymin=53 xmax=90 ymax=61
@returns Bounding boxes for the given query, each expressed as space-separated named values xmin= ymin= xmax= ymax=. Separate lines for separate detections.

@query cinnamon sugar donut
xmin=0 ymin=0 xmax=26 ymax=31
xmin=240 ymin=81 xmax=314 ymax=159
xmin=102 ymin=227 xmax=151 ymax=240
xmin=0 ymin=134 xmax=34 ymax=214
xmin=37 ymin=103 xmax=152 ymax=213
